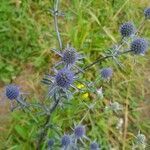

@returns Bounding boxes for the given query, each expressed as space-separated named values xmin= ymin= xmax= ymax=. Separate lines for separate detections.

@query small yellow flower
xmin=77 ymin=84 xmax=89 ymax=99
xmin=77 ymin=84 xmax=85 ymax=89
xmin=82 ymin=93 xmax=89 ymax=99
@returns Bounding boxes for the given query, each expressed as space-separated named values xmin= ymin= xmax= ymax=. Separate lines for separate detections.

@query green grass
xmin=0 ymin=0 xmax=52 ymax=83
xmin=0 ymin=0 xmax=150 ymax=149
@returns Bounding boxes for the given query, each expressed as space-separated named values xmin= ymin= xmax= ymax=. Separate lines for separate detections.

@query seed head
xmin=74 ymin=125 xmax=85 ymax=139
xmin=110 ymin=102 xmax=123 ymax=112
xmin=55 ymin=68 xmax=74 ymax=88
xmin=130 ymin=38 xmax=148 ymax=55
xmin=61 ymin=135 xmax=71 ymax=147
xmin=144 ymin=8 xmax=150 ymax=19
xmin=120 ymin=22 xmax=136 ymax=37
xmin=101 ymin=68 xmax=113 ymax=80
xmin=136 ymin=133 xmax=146 ymax=145
xmin=62 ymin=47 xmax=77 ymax=65
xmin=5 ymin=84 xmax=20 ymax=100
xmin=90 ymin=142 xmax=99 ymax=150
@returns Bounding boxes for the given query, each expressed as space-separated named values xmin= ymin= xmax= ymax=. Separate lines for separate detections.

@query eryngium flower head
xmin=136 ymin=133 xmax=146 ymax=145
xmin=74 ymin=125 xmax=85 ymax=139
xmin=5 ymin=84 xmax=20 ymax=100
xmin=62 ymin=47 xmax=77 ymax=65
xmin=130 ymin=38 xmax=148 ymax=55
xmin=61 ymin=135 xmax=71 ymax=147
xmin=120 ymin=22 xmax=136 ymax=37
xmin=90 ymin=142 xmax=99 ymax=150
xmin=55 ymin=68 xmax=74 ymax=88
xmin=110 ymin=102 xmax=123 ymax=112
xmin=48 ymin=139 xmax=54 ymax=147
xmin=144 ymin=8 xmax=150 ymax=19
xmin=101 ymin=68 xmax=113 ymax=80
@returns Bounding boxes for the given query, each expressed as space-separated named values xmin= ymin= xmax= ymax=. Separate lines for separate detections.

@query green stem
xmin=53 ymin=0 xmax=63 ymax=50
xmin=36 ymin=94 xmax=60 ymax=149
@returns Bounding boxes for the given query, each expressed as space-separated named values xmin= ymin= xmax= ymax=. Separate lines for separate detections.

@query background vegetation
xmin=0 ymin=0 xmax=150 ymax=149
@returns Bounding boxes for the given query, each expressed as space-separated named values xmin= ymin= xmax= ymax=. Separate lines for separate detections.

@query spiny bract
xmin=144 ymin=8 xmax=150 ymax=19
xmin=5 ymin=84 xmax=20 ymax=100
xmin=130 ymin=38 xmax=148 ymax=54
xmin=55 ymin=68 xmax=74 ymax=88
xmin=120 ymin=22 xmax=136 ymax=37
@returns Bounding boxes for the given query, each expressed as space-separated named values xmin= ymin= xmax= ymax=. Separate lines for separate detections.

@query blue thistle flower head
xmin=61 ymin=135 xmax=71 ymax=147
xmin=144 ymin=8 xmax=150 ymax=19
xmin=62 ymin=46 xmax=77 ymax=65
xmin=5 ymin=84 xmax=20 ymax=100
xmin=90 ymin=142 xmax=99 ymax=150
xmin=130 ymin=38 xmax=148 ymax=55
xmin=101 ymin=68 xmax=113 ymax=80
xmin=51 ymin=45 xmax=83 ymax=69
xmin=55 ymin=68 xmax=74 ymax=88
xmin=74 ymin=125 xmax=85 ymax=139
xmin=120 ymin=22 xmax=136 ymax=37
xmin=48 ymin=138 xmax=54 ymax=147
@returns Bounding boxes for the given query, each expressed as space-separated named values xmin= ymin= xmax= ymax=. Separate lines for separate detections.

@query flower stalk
xmin=53 ymin=0 xmax=63 ymax=50
xmin=36 ymin=93 xmax=60 ymax=149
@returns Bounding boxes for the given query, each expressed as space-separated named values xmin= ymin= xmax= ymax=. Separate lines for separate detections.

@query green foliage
xmin=0 ymin=0 xmax=52 ymax=83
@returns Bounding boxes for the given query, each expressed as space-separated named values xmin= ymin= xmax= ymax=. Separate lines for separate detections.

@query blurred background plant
xmin=0 ymin=0 xmax=150 ymax=150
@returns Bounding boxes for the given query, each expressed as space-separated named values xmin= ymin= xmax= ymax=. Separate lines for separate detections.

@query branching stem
xmin=76 ymin=19 xmax=145 ymax=74
xmin=36 ymin=94 xmax=60 ymax=149
xmin=76 ymin=50 xmax=131 ymax=75
xmin=135 ymin=19 xmax=146 ymax=36
xmin=36 ymin=1 xmax=63 ymax=148
xmin=36 ymin=1 xmax=146 ymax=148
